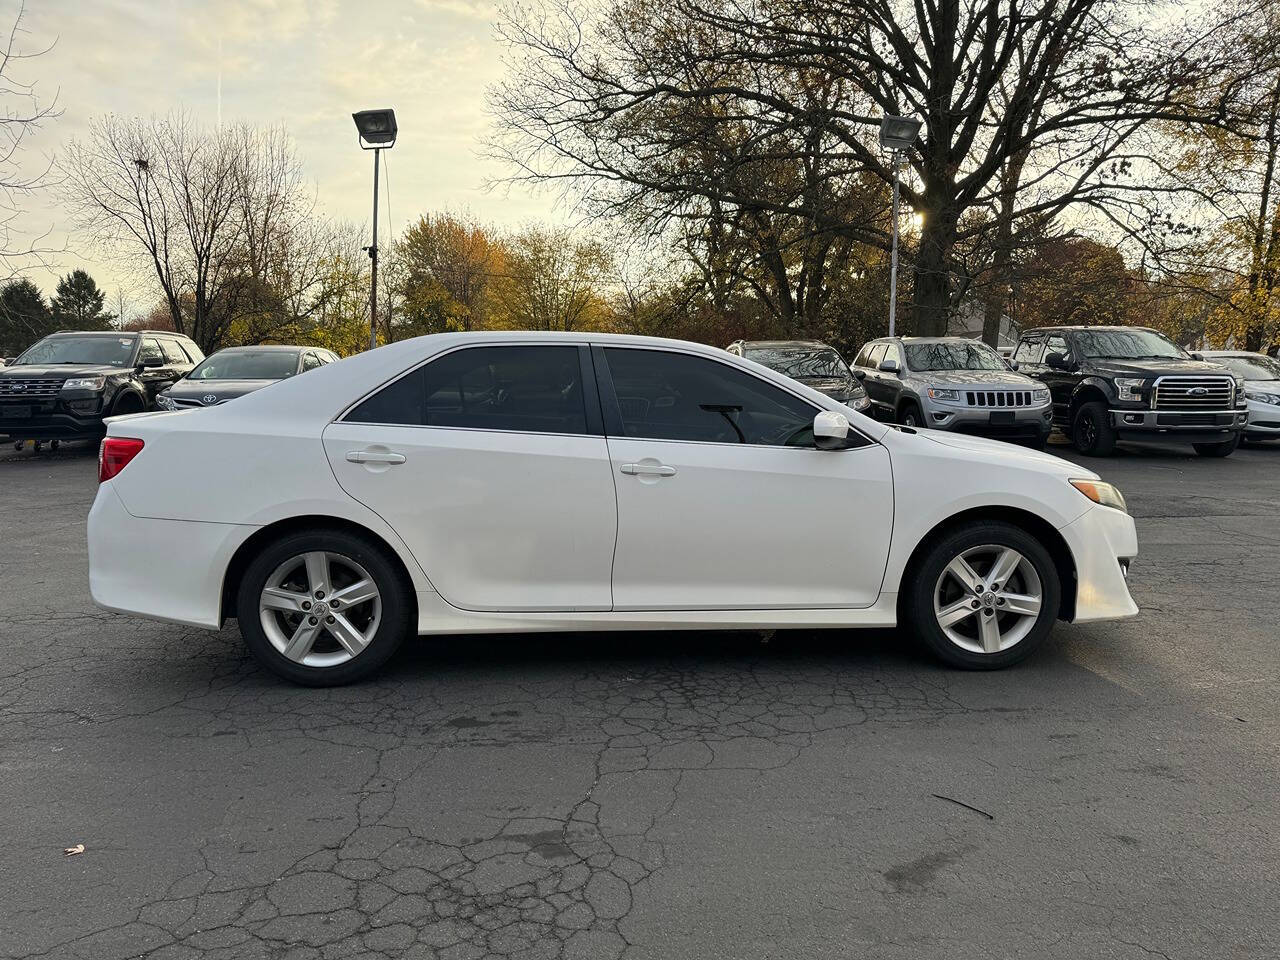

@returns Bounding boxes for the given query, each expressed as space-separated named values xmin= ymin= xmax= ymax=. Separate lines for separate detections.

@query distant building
xmin=946 ymin=299 xmax=1020 ymax=348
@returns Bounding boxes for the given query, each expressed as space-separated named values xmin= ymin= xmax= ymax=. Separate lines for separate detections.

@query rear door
xmin=595 ymin=345 xmax=893 ymax=610
xmin=323 ymin=343 xmax=618 ymax=612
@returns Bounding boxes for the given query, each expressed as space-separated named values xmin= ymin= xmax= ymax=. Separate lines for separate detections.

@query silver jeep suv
xmin=852 ymin=336 xmax=1052 ymax=446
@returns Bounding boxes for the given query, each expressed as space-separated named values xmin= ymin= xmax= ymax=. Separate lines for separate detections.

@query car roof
xmin=210 ymin=345 xmax=307 ymax=353
xmin=1020 ymin=325 xmax=1161 ymax=335
xmin=738 ymin=340 xmax=832 ymax=350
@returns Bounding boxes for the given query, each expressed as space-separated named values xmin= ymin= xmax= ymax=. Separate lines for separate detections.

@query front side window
xmin=15 ymin=335 xmax=136 ymax=367
xmin=865 ymin=343 xmax=887 ymax=368
xmin=1045 ymin=335 xmax=1070 ymax=360
xmin=159 ymin=339 xmax=188 ymax=365
xmin=138 ymin=338 xmax=163 ymax=365
xmin=1013 ymin=337 xmax=1042 ymax=363
xmin=346 ymin=345 xmax=588 ymax=434
xmin=881 ymin=342 xmax=902 ymax=367
xmin=602 ymin=347 xmax=821 ymax=447
xmin=301 ymin=352 xmax=322 ymax=371
xmin=905 ymin=341 xmax=1005 ymax=372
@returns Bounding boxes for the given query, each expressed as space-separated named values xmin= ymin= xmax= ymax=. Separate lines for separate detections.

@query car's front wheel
xmin=1071 ymin=401 xmax=1116 ymax=456
xmin=1193 ymin=434 xmax=1240 ymax=457
xmin=236 ymin=529 xmax=413 ymax=686
xmin=906 ymin=521 xmax=1061 ymax=669
xmin=898 ymin=400 xmax=924 ymax=428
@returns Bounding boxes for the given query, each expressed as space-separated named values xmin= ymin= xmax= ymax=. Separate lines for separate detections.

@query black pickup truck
xmin=1012 ymin=325 xmax=1247 ymax=457
xmin=0 ymin=330 xmax=203 ymax=448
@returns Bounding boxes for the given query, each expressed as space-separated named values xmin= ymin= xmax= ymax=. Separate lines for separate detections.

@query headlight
xmin=1032 ymin=388 xmax=1050 ymax=403
xmin=851 ymin=395 xmax=871 ymax=411
xmin=156 ymin=394 xmax=174 ymax=410
xmin=63 ymin=376 xmax=106 ymax=391
xmin=1114 ymin=377 xmax=1144 ymax=402
xmin=926 ymin=387 xmax=960 ymax=402
xmin=1246 ymin=389 xmax=1280 ymax=405
xmin=1069 ymin=478 xmax=1128 ymax=513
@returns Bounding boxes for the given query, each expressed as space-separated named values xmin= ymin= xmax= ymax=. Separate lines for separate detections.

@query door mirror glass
xmin=813 ymin=411 xmax=851 ymax=449
xmin=1044 ymin=352 xmax=1071 ymax=371
xmin=852 ymin=368 xmax=867 ymax=381
xmin=877 ymin=359 xmax=900 ymax=374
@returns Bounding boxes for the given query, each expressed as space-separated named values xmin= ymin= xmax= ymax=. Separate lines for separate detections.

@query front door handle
xmin=620 ymin=462 xmax=676 ymax=477
xmin=346 ymin=450 xmax=406 ymax=465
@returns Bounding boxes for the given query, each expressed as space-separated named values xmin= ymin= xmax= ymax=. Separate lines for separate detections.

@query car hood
xmin=910 ymin=428 xmax=1092 ymax=477
xmin=908 ymin=369 xmax=1040 ymax=388
xmin=1087 ymin=357 xmax=1234 ymax=378
xmin=163 ymin=378 xmax=280 ymax=401
xmin=795 ymin=375 xmax=863 ymax=397
xmin=0 ymin=363 xmax=127 ymax=378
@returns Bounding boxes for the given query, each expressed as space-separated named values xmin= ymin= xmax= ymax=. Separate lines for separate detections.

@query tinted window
xmin=603 ymin=348 xmax=819 ymax=446
xmin=159 ymin=339 xmax=188 ymax=365
xmin=1013 ymin=338 xmax=1042 ymax=363
xmin=138 ymin=338 xmax=163 ymax=365
xmin=1045 ymin=335 xmax=1069 ymax=359
xmin=346 ymin=345 xmax=588 ymax=434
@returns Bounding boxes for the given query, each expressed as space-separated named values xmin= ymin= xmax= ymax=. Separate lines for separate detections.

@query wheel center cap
xmin=313 ymin=600 xmax=330 ymax=617
xmin=981 ymin=592 xmax=997 ymax=609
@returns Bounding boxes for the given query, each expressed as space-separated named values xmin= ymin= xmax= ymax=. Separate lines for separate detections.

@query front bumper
xmin=1109 ymin=408 xmax=1246 ymax=441
xmin=0 ymin=404 xmax=108 ymax=439
xmin=1244 ymin=397 xmax=1280 ymax=436
xmin=923 ymin=400 xmax=1052 ymax=438
xmin=1059 ymin=503 xmax=1139 ymax=623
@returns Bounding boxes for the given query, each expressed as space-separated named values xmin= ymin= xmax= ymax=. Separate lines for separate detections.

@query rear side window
xmin=601 ymin=347 xmax=821 ymax=447
xmin=345 ymin=345 xmax=588 ymax=434
xmin=159 ymin=339 xmax=188 ymax=365
xmin=179 ymin=339 xmax=205 ymax=363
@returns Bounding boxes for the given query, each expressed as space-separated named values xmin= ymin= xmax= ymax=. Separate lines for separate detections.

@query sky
xmin=9 ymin=0 xmax=560 ymax=315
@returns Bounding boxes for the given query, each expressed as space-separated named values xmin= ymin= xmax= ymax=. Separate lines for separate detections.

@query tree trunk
xmin=912 ymin=211 xmax=956 ymax=336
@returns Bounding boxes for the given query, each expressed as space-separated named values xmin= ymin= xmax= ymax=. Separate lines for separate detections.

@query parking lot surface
xmin=1 ymin=439 xmax=1278 ymax=959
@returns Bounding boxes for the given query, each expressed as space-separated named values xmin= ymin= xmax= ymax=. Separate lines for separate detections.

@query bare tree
xmin=492 ymin=0 xmax=1257 ymax=334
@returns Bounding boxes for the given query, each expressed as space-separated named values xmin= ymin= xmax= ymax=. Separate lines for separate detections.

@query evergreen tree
xmin=50 ymin=269 xmax=115 ymax=331
xmin=0 ymin=278 xmax=54 ymax=356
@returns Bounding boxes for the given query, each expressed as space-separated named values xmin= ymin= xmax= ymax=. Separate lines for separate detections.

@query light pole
xmin=352 ymin=109 xmax=398 ymax=351
xmin=878 ymin=114 xmax=921 ymax=337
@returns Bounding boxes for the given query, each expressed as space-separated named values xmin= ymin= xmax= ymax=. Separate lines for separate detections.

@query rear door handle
xmin=620 ymin=462 xmax=676 ymax=477
xmin=346 ymin=450 xmax=406 ymax=464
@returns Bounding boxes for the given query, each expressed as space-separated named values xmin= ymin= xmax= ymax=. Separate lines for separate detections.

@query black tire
xmin=110 ymin=392 xmax=144 ymax=416
xmin=905 ymin=520 xmax=1061 ymax=670
xmin=1071 ymin=400 xmax=1116 ymax=456
xmin=1193 ymin=434 xmax=1240 ymax=458
xmin=898 ymin=400 xmax=924 ymax=428
xmin=236 ymin=528 xmax=413 ymax=686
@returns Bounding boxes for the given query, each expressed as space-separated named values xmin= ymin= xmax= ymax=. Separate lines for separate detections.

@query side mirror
xmin=1190 ymin=351 xmax=1204 ymax=361
xmin=139 ymin=355 xmax=164 ymax=369
xmin=1008 ymin=360 xmax=1020 ymax=371
xmin=877 ymin=359 xmax=900 ymax=374
xmin=852 ymin=368 xmax=867 ymax=381
xmin=813 ymin=411 xmax=851 ymax=450
xmin=1044 ymin=352 xmax=1071 ymax=371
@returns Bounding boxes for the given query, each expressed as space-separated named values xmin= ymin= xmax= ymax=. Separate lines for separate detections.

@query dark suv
xmin=0 ymin=330 xmax=203 ymax=447
xmin=1013 ymin=325 xmax=1247 ymax=457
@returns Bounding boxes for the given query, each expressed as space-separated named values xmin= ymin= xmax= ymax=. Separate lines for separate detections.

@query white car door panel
xmin=607 ymin=438 xmax=893 ymax=609
xmin=324 ymin=424 xmax=617 ymax=612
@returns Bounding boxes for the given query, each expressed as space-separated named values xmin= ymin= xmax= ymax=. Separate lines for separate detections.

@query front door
xmin=323 ymin=343 xmax=618 ymax=612
xmin=595 ymin=345 xmax=894 ymax=610
xmin=1039 ymin=333 xmax=1081 ymax=427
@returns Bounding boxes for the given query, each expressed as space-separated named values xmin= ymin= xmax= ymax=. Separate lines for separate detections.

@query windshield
xmin=1077 ymin=329 xmax=1185 ymax=360
xmin=1213 ymin=355 xmax=1280 ymax=381
xmin=189 ymin=351 xmax=300 ymax=381
xmin=15 ymin=335 xmax=136 ymax=367
xmin=904 ymin=341 xmax=1006 ymax=372
xmin=745 ymin=347 xmax=850 ymax=380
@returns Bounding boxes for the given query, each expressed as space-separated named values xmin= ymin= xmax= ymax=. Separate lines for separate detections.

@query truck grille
xmin=964 ymin=390 xmax=1036 ymax=408
xmin=0 ymin=378 xmax=64 ymax=399
xmin=1152 ymin=376 xmax=1234 ymax=410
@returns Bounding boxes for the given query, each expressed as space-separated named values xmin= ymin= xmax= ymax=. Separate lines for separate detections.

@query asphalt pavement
xmin=1 ymin=437 xmax=1277 ymax=959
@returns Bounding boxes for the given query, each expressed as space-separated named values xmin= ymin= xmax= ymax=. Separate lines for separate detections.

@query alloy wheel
xmin=258 ymin=551 xmax=382 ymax=668
xmin=932 ymin=544 xmax=1043 ymax=654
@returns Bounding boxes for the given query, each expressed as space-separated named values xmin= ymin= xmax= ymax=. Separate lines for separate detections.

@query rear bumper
xmin=88 ymin=483 xmax=257 ymax=629
xmin=1059 ymin=505 xmax=1139 ymax=623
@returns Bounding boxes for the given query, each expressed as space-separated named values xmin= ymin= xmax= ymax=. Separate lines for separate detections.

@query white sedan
xmin=88 ymin=332 xmax=1138 ymax=686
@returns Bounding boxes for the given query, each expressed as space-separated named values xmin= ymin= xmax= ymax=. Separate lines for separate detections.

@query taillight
xmin=99 ymin=437 xmax=144 ymax=483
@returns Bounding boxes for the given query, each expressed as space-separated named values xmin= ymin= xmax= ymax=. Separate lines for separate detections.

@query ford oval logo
xmin=1187 ymin=386 xmax=1209 ymax=396
xmin=12 ymin=383 xmax=25 ymax=391
xmin=202 ymin=394 xmax=218 ymax=404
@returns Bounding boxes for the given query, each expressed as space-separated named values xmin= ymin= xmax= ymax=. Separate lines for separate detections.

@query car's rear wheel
xmin=1071 ymin=400 xmax=1116 ymax=456
xmin=236 ymin=529 xmax=412 ymax=686
xmin=906 ymin=521 xmax=1061 ymax=669
xmin=1193 ymin=434 xmax=1240 ymax=457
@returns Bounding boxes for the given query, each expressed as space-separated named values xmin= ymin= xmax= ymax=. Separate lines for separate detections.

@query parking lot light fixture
xmin=879 ymin=114 xmax=922 ymax=338
xmin=352 ymin=109 xmax=398 ymax=351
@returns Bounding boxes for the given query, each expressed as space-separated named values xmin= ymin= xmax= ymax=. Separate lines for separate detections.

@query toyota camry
xmin=88 ymin=332 xmax=1138 ymax=686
